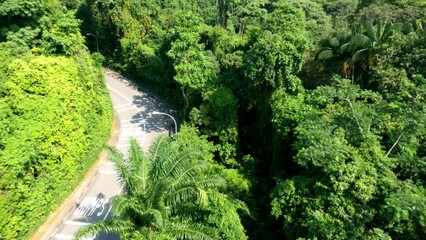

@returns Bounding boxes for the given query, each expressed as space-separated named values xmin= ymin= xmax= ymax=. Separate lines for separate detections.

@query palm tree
xmin=315 ymin=31 xmax=351 ymax=61
xmin=342 ymin=22 xmax=394 ymax=64
xmin=74 ymin=136 xmax=226 ymax=240
xmin=316 ymin=22 xmax=395 ymax=86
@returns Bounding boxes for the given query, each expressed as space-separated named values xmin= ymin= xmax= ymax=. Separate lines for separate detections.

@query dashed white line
xmin=54 ymin=234 xmax=93 ymax=240
xmin=99 ymin=170 xmax=117 ymax=175
xmin=107 ymin=86 xmax=133 ymax=103
xmin=114 ymin=103 xmax=132 ymax=109
xmin=64 ymin=220 xmax=91 ymax=226
xmin=116 ymin=106 xmax=139 ymax=112
xmin=121 ymin=117 xmax=144 ymax=123
xmin=116 ymin=144 xmax=131 ymax=147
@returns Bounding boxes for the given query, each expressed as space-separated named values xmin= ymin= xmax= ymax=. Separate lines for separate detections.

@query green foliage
xmin=0 ymin=52 xmax=112 ymax=239
xmin=244 ymin=1 xmax=308 ymax=95
xmin=167 ymin=11 xmax=219 ymax=91
xmin=286 ymin=0 xmax=332 ymax=46
xmin=76 ymin=131 xmax=247 ymax=240
xmin=271 ymin=78 xmax=426 ymax=239
xmin=38 ymin=9 xmax=85 ymax=55
xmin=380 ymin=180 xmax=426 ymax=239
xmin=190 ymin=87 xmax=240 ymax=166
xmin=56 ymin=1 xmax=426 ymax=239
xmin=353 ymin=2 xmax=422 ymax=25
xmin=203 ymin=192 xmax=248 ymax=240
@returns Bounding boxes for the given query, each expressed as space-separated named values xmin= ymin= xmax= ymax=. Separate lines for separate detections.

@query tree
xmin=315 ymin=22 xmax=396 ymax=87
xmin=285 ymin=0 xmax=332 ymax=47
xmin=189 ymin=87 xmax=240 ymax=167
xmin=217 ymin=0 xmax=267 ymax=34
xmin=76 ymin=132 xmax=247 ymax=239
xmin=167 ymin=11 xmax=219 ymax=116
xmin=271 ymin=78 xmax=426 ymax=239
xmin=243 ymin=1 xmax=308 ymax=96
xmin=353 ymin=2 xmax=421 ymax=25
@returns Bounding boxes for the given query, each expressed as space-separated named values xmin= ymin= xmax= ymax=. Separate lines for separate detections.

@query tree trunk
xmin=181 ymin=87 xmax=189 ymax=117
xmin=218 ymin=0 xmax=228 ymax=28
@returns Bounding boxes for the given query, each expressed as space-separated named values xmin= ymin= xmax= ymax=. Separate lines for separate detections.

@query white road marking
xmin=102 ymin=185 xmax=124 ymax=221
xmin=114 ymin=103 xmax=132 ymax=109
xmin=116 ymin=106 xmax=139 ymax=112
xmin=75 ymin=197 xmax=110 ymax=217
xmin=116 ymin=144 xmax=131 ymax=147
xmin=102 ymin=206 xmax=113 ymax=221
xmin=107 ymin=86 xmax=133 ymax=103
xmin=99 ymin=170 xmax=117 ymax=175
xmin=54 ymin=234 xmax=93 ymax=240
xmin=64 ymin=220 xmax=91 ymax=226
xmin=121 ymin=117 xmax=144 ymax=123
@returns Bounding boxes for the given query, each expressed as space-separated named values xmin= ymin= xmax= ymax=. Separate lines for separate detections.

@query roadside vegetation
xmin=0 ymin=0 xmax=112 ymax=239
xmin=1 ymin=0 xmax=425 ymax=239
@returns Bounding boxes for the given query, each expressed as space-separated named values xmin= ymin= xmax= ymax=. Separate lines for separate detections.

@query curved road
xmin=48 ymin=70 xmax=171 ymax=240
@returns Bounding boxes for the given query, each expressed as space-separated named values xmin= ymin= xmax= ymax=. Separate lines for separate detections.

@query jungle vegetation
xmin=1 ymin=0 xmax=426 ymax=239
xmin=0 ymin=0 xmax=112 ymax=239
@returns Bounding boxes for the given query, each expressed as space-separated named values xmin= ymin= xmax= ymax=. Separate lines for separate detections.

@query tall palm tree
xmin=316 ymin=22 xmax=395 ymax=85
xmin=341 ymin=21 xmax=394 ymax=65
xmin=74 ymin=136 xmax=226 ymax=240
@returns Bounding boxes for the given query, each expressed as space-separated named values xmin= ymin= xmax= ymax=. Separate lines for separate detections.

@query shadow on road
xmin=131 ymin=95 xmax=175 ymax=135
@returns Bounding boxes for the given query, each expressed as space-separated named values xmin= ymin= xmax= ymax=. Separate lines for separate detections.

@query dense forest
xmin=1 ymin=0 xmax=426 ymax=239
xmin=0 ymin=0 xmax=112 ymax=239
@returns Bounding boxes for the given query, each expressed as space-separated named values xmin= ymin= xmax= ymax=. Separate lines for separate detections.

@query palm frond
xmin=111 ymin=195 xmax=146 ymax=218
xmin=375 ymin=22 xmax=383 ymax=42
xmin=165 ymin=222 xmax=216 ymax=240
xmin=382 ymin=22 xmax=394 ymax=41
xmin=166 ymin=185 xmax=198 ymax=207
xmin=149 ymin=135 xmax=173 ymax=184
xmin=402 ymin=22 xmax=415 ymax=34
xmin=197 ymin=188 xmax=209 ymax=208
xmin=193 ymin=177 xmax=227 ymax=189
xmin=149 ymin=135 xmax=169 ymax=164
xmin=106 ymin=146 xmax=135 ymax=192
xmin=145 ymin=208 xmax=165 ymax=231
xmin=328 ymin=37 xmax=339 ymax=48
xmin=339 ymin=43 xmax=351 ymax=55
xmin=348 ymin=34 xmax=372 ymax=52
xmin=73 ymin=219 xmax=134 ymax=240
xmin=351 ymin=48 xmax=370 ymax=64
xmin=148 ymin=180 xmax=169 ymax=209
xmin=176 ymin=162 xmax=208 ymax=183
xmin=161 ymin=149 xmax=202 ymax=180
xmin=334 ymin=31 xmax=351 ymax=42
xmin=315 ymin=49 xmax=334 ymax=60
xmin=128 ymin=138 xmax=151 ymax=194
xmin=362 ymin=21 xmax=377 ymax=42
xmin=167 ymin=178 xmax=226 ymax=208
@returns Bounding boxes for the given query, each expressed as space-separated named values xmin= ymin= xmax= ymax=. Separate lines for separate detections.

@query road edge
xmin=30 ymin=109 xmax=120 ymax=240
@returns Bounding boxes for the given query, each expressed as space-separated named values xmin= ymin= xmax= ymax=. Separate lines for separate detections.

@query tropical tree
xmin=167 ymin=11 xmax=220 ymax=116
xmin=271 ymin=78 xmax=426 ymax=239
xmin=316 ymin=22 xmax=395 ymax=86
xmin=75 ymin=133 xmax=247 ymax=240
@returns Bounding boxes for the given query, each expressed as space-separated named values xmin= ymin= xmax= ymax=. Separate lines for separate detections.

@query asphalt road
xmin=48 ymin=70 xmax=171 ymax=240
